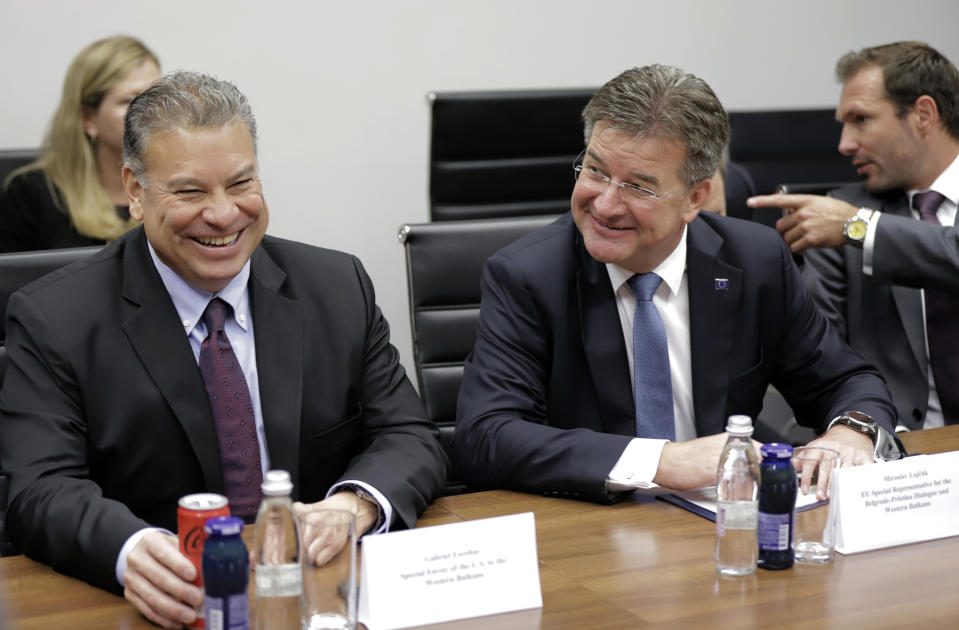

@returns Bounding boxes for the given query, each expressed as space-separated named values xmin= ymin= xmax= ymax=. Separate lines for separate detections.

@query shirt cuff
xmin=116 ymin=526 xmax=174 ymax=587
xmin=327 ymin=480 xmax=393 ymax=536
xmin=861 ymin=209 xmax=880 ymax=276
xmin=606 ymin=438 xmax=669 ymax=493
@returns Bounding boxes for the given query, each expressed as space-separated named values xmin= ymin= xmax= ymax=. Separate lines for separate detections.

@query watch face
xmin=845 ymin=218 xmax=867 ymax=240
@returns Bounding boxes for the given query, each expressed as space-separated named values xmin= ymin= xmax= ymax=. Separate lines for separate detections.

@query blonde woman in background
xmin=0 ymin=36 xmax=160 ymax=252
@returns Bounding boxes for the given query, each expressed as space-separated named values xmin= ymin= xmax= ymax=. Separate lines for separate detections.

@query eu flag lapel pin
xmin=714 ymin=278 xmax=729 ymax=291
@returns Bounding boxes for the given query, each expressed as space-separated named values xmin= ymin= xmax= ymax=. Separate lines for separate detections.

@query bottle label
xmin=255 ymin=563 xmax=303 ymax=597
xmin=717 ymin=501 xmax=757 ymax=536
xmin=757 ymin=512 xmax=793 ymax=551
xmin=205 ymin=594 xmax=249 ymax=630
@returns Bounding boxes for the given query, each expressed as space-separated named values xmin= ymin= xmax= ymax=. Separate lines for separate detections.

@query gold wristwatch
xmin=843 ymin=208 xmax=874 ymax=248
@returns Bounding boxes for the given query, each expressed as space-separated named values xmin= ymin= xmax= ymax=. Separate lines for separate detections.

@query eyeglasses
xmin=573 ymin=161 xmax=676 ymax=205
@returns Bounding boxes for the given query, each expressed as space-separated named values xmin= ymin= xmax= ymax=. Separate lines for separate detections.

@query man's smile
xmin=192 ymin=231 xmax=241 ymax=247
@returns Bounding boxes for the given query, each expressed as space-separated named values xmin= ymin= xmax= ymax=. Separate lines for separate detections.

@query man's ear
xmin=683 ymin=178 xmax=710 ymax=223
xmin=913 ymin=95 xmax=940 ymax=137
xmin=122 ymin=166 xmax=144 ymax=221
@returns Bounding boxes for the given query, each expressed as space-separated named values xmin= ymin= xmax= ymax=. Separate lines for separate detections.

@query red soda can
xmin=178 ymin=493 xmax=230 ymax=629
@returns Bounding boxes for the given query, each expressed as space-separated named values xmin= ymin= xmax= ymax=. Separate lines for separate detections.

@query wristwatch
xmin=842 ymin=208 xmax=875 ymax=248
xmin=341 ymin=484 xmax=385 ymax=532
xmin=826 ymin=411 xmax=904 ymax=461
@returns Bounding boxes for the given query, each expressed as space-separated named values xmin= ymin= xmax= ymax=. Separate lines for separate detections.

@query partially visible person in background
xmin=0 ymin=35 xmax=160 ymax=252
xmin=703 ymin=150 xmax=728 ymax=216
xmin=703 ymin=147 xmax=758 ymax=221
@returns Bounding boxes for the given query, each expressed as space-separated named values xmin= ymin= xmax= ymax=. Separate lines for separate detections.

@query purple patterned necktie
xmin=914 ymin=190 xmax=959 ymax=425
xmin=627 ymin=273 xmax=676 ymax=440
xmin=199 ymin=298 xmax=263 ymax=520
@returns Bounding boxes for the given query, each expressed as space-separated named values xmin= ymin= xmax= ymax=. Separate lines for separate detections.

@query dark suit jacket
xmin=0 ymin=227 xmax=447 ymax=592
xmin=804 ymin=183 xmax=959 ymax=429
xmin=454 ymin=212 xmax=895 ymax=503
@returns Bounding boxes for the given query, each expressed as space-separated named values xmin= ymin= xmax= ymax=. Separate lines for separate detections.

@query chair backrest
xmin=0 ymin=245 xmax=100 ymax=557
xmin=729 ymin=109 xmax=856 ymax=187
xmin=0 ymin=246 xmax=102 ymax=345
xmin=428 ymin=89 xmax=594 ymax=221
xmin=0 ymin=148 xmax=40 ymax=187
xmin=399 ymin=215 xmax=558 ymax=492
xmin=430 ymin=93 xmax=857 ymax=225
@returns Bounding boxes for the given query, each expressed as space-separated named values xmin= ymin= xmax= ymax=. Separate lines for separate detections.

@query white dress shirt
xmin=606 ymin=226 xmax=697 ymax=491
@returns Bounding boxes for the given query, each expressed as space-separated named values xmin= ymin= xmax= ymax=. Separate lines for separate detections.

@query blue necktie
xmin=627 ymin=273 xmax=675 ymax=440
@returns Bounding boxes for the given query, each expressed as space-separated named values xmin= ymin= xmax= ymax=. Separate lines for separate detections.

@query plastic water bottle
xmin=253 ymin=470 xmax=303 ymax=630
xmin=202 ymin=516 xmax=249 ymax=630
xmin=715 ymin=415 xmax=759 ymax=576
xmin=758 ymin=443 xmax=797 ymax=570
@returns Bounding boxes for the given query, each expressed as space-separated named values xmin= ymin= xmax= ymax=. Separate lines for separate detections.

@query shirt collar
xmin=147 ymin=242 xmax=252 ymax=335
xmin=909 ymin=151 xmax=959 ymax=206
xmin=607 ymin=224 xmax=688 ymax=296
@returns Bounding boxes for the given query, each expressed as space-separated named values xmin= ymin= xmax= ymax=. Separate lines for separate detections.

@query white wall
xmin=3 ymin=0 xmax=958 ymax=384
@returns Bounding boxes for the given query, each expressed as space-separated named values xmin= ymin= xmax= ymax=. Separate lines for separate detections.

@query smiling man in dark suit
xmin=0 ymin=71 xmax=446 ymax=628
xmin=454 ymin=64 xmax=900 ymax=503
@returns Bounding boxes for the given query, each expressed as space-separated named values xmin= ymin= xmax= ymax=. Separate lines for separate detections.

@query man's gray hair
xmin=123 ymin=71 xmax=257 ymax=183
xmin=582 ymin=65 xmax=730 ymax=188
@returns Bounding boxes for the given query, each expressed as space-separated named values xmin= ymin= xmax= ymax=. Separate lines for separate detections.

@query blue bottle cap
xmin=205 ymin=515 xmax=244 ymax=536
xmin=760 ymin=442 xmax=794 ymax=460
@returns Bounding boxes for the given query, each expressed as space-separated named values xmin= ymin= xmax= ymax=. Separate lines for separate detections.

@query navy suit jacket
xmin=0 ymin=227 xmax=447 ymax=592
xmin=454 ymin=212 xmax=895 ymax=502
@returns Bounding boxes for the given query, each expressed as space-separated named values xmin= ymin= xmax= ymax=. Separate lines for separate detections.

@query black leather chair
xmin=728 ymin=109 xmax=859 ymax=229
xmin=0 ymin=148 xmax=39 ymax=186
xmin=0 ymin=246 xmax=102 ymax=346
xmin=429 ymin=92 xmax=858 ymax=225
xmin=428 ymin=89 xmax=594 ymax=221
xmin=728 ymin=109 xmax=857 ymax=194
xmin=399 ymin=216 xmax=558 ymax=493
xmin=0 ymin=245 xmax=100 ymax=557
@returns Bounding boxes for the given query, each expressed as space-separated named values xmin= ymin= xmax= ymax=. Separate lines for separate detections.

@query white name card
xmin=358 ymin=512 xmax=543 ymax=630
xmin=826 ymin=451 xmax=959 ymax=554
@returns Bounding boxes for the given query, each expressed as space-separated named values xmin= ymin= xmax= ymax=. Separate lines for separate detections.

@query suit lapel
xmin=249 ymin=246 xmax=304 ymax=492
xmin=686 ymin=219 xmax=742 ymax=435
xmin=883 ymin=194 xmax=928 ymax=377
xmin=120 ymin=230 xmax=224 ymax=491
xmin=575 ymin=237 xmax=635 ymax=436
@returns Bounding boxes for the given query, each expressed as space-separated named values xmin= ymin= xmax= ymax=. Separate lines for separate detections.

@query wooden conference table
xmin=1 ymin=426 xmax=957 ymax=629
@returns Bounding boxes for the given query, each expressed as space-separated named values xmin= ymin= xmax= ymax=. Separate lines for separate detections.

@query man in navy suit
xmin=454 ymin=65 xmax=898 ymax=503
xmin=0 ymin=72 xmax=446 ymax=628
